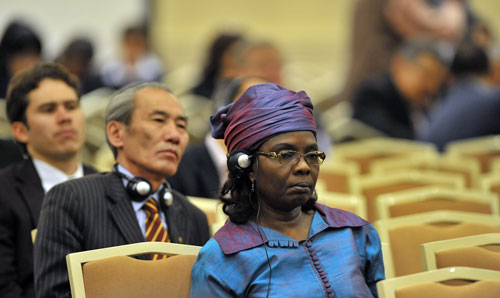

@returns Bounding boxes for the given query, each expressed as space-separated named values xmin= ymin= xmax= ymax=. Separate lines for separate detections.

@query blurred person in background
xmin=168 ymin=76 xmax=269 ymax=199
xmin=0 ymin=62 xmax=96 ymax=298
xmin=418 ymin=40 xmax=500 ymax=150
xmin=0 ymin=20 xmax=43 ymax=98
xmin=100 ymin=24 xmax=164 ymax=89
xmin=56 ymin=37 xmax=103 ymax=95
xmin=241 ymin=41 xmax=283 ymax=85
xmin=330 ymin=0 xmax=468 ymax=109
xmin=190 ymin=32 xmax=246 ymax=100
xmin=351 ymin=39 xmax=449 ymax=139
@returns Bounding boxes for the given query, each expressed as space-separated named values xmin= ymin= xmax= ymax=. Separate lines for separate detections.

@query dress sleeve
xmin=363 ymin=224 xmax=386 ymax=297
xmin=190 ymin=239 xmax=237 ymax=298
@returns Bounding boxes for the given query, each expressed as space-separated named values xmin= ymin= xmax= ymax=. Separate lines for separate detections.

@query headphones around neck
xmin=113 ymin=165 xmax=174 ymax=210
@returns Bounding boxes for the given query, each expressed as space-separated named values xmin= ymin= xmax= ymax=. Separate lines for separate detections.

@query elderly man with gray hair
xmin=34 ymin=82 xmax=210 ymax=298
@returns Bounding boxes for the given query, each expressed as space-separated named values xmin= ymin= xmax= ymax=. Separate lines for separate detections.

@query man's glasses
xmin=256 ymin=150 xmax=326 ymax=166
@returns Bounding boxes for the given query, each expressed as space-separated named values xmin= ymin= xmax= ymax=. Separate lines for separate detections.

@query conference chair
xmin=351 ymin=171 xmax=464 ymax=222
xmin=329 ymin=137 xmax=437 ymax=174
xmin=482 ymin=174 xmax=500 ymax=207
xmin=445 ymin=135 xmax=500 ymax=173
xmin=188 ymin=196 xmax=227 ymax=235
xmin=316 ymin=190 xmax=367 ymax=219
xmin=66 ymin=242 xmax=201 ymax=298
xmin=371 ymin=153 xmax=481 ymax=188
xmin=421 ymin=233 xmax=500 ymax=271
xmin=375 ymin=186 xmax=499 ymax=220
xmin=375 ymin=211 xmax=500 ymax=277
xmin=317 ymin=159 xmax=359 ymax=194
xmin=377 ymin=267 xmax=500 ymax=298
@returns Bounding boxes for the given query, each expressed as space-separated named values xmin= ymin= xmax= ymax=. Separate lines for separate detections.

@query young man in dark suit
xmin=34 ymin=82 xmax=210 ymax=298
xmin=0 ymin=62 xmax=96 ymax=298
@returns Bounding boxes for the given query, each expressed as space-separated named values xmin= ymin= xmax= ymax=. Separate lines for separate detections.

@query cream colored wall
xmin=469 ymin=0 xmax=500 ymax=39
xmin=151 ymin=0 xmax=354 ymax=102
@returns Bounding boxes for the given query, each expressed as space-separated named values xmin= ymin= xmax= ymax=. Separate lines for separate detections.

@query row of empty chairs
xmin=317 ymin=136 xmax=500 ymax=223
xmin=377 ymin=232 xmax=500 ymax=297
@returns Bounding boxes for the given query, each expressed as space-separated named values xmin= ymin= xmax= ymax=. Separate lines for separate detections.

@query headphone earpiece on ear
xmin=227 ymin=150 xmax=253 ymax=172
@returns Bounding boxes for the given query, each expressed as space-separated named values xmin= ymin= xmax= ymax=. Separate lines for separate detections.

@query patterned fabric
xmin=210 ymin=83 xmax=317 ymax=152
xmin=190 ymin=204 xmax=385 ymax=297
xmin=143 ymin=198 xmax=170 ymax=260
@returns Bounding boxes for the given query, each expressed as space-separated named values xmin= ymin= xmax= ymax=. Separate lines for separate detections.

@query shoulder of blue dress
xmin=213 ymin=220 xmax=267 ymax=255
xmin=315 ymin=202 xmax=369 ymax=228
xmin=213 ymin=219 xmax=300 ymax=254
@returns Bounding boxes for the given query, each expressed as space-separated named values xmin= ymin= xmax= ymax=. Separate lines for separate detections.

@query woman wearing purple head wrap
xmin=190 ymin=83 xmax=385 ymax=298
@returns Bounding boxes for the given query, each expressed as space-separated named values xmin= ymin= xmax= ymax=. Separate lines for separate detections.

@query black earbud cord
xmin=254 ymin=158 xmax=272 ymax=298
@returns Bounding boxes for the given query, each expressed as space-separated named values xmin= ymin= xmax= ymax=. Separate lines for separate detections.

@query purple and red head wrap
xmin=210 ymin=83 xmax=317 ymax=153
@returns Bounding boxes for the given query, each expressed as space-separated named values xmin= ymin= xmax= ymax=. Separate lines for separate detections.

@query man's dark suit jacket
xmin=34 ymin=172 xmax=210 ymax=298
xmin=0 ymin=159 xmax=96 ymax=298
xmin=352 ymin=74 xmax=415 ymax=139
xmin=168 ymin=142 xmax=220 ymax=198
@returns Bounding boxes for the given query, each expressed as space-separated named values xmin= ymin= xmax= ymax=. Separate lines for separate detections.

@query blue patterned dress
xmin=190 ymin=203 xmax=385 ymax=297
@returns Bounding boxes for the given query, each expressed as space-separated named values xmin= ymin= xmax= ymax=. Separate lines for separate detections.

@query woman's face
xmin=250 ymin=131 xmax=320 ymax=213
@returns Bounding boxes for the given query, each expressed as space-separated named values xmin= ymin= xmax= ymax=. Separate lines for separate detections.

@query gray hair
xmin=105 ymin=82 xmax=172 ymax=158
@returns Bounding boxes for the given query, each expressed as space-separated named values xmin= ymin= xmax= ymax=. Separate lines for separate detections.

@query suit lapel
xmin=105 ymin=174 xmax=145 ymax=244
xmin=14 ymin=159 xmax=45 ymax=227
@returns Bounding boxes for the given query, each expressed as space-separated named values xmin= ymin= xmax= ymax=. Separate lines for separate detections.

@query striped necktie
xmin=143 ymin=198 xmax=170 ymax=260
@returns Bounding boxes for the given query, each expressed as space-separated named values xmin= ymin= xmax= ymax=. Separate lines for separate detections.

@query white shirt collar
xmin=32 ymin=158 xmax=84 ymax=193
xmin=204 ymin=134 xmax=228 ymax=185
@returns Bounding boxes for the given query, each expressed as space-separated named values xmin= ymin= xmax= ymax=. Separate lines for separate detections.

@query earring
xmin=251 ymin=180 xmax=255 ymax=193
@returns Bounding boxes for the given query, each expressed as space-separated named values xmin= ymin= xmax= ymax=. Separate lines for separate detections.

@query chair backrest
xmin=316 ymin=190 xmax=367 ymax=219
xmin=351 ymin=171 xmax=464 ymax=222
xmin=317 ymin=160 xmax=358 ymax=193
xmin=482 ymin=174 xmax=500 ymax=207
xmin=376 ymin=186 xmax=499 ymax=220
xmin=330 ymin=137 xmax=437 ymax=175
xmin=371 ymin=153 xmax=481 ymax=188
xmin=187 ymin=196 xmax=227 ymax=235
xmin=375 ymin=211 xmax=500 ymax=277
xmin=421 ymin=233 xmax=500 ymax=271
xmin=377 ymin=267 xmax=500 ymax=298
xmin=445 ymin=135 xmax=500 ymax=173
xmin=66 ymin=242 xmax=201 ymax=298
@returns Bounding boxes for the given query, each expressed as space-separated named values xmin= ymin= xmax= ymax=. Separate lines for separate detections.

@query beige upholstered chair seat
xmin=83 ymin=254 xmax=197 ymax=298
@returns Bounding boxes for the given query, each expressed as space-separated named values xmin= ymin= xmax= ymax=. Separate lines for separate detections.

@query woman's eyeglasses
xmin=256 ymin=150 xmax=326 ymax=166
